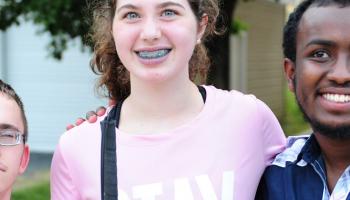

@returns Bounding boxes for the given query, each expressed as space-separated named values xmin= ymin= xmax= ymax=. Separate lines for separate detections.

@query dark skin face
xmin=285 ymin=5 xmax=350 ymax=135
xmin=284 ymin=5 xmax=350 ymax=192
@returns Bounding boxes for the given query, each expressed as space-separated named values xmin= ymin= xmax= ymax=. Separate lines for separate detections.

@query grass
xmin=12 ymin=180 xmax=50 ymax=200
xmin=281 ymin=89 xmax=310 ymax=136
xmin=12 ymin=171 xmax=50 ymax=200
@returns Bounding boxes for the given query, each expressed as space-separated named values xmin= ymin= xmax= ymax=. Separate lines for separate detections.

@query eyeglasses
xmin=0 ymin=130 xmax=25 ymax=146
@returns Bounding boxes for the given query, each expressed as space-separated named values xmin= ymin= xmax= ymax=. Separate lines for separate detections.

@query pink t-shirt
xmin=50 ymin=86 xmax=286 ymax=200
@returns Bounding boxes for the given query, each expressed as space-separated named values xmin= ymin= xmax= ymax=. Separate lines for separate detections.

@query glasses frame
xmin=0 ymin=130 xmax=25 ymax=146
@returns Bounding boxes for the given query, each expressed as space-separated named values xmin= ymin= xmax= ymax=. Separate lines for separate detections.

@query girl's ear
xmin=197 ymin=14 xmax=208 ymax=43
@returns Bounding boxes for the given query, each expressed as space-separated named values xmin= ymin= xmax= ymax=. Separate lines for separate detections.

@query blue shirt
xmin=256 ymin=134 xmax=350 ymax=200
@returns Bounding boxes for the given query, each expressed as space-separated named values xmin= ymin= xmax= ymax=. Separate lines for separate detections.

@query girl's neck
xmin=119 ymin=78 xmax=204 ymax=134
xmin=128 ymin=78 xmax=200 ymax=116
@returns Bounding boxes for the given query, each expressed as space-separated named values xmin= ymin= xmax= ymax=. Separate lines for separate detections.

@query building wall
xmin=234 ymin=0 xmax=286 ymax=119
xmin=0 ymin=32 xmax=7 ymax=80
xmin=0 ymin=21 xmax=106 ymax=152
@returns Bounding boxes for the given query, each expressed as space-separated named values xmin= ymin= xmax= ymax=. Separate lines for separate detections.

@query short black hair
xmin=0 ymin=79 xmax=28 ymax=143
xmin=283 ymin=0 xmax=350 ymax=62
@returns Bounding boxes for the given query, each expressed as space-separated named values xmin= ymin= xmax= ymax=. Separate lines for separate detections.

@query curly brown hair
xmin=90 ymin=0 xmax=219 ymax=101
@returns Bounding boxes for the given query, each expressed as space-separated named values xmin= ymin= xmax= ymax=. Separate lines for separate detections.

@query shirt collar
xmin=297 ymin=134 xmax=322 ymax=164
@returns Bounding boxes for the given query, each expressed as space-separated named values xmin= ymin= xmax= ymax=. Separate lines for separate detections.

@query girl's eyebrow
xmin=116 ymin=1 xmax=185 ymax=13
xmin=157 ymin=2 xmax=185 ymax=10
xmin=0 ymin=123 xmax=20 ymax=131
xmin=116 ymin=4 xmax=138 ymax=13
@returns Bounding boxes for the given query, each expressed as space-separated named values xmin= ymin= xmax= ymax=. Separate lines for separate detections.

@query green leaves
xmin=0 ymin=0 xmax=92 ymax=59
xmin=230 ymin=19 xmax=248 ymax=35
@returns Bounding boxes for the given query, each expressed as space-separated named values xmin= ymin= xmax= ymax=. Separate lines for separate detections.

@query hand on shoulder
xmin=65 ymin=100 xmax=116 ymax=131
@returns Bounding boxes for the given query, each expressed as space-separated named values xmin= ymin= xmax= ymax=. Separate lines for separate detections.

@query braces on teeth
xmin=138 ymin=49 xmax=169 ymax=59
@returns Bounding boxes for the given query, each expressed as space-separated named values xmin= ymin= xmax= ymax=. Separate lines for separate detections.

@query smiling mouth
xmin=323 ymin=93 xmax=350 ymax=103
xmin=136 ymin=49 xmax=171 ymax=59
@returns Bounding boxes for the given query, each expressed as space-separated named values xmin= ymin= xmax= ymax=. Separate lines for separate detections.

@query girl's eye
xmin=125 ymin=12 xmax=140 ymax=20
xmin=162 ymin=10 xmax=176 ymax=17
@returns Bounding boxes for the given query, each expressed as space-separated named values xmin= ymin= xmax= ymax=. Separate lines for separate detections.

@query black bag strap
xmin=197 ymin=85 xmax=206 ymax=103
xmin=100 ymin=100 xmax=123 ymax=200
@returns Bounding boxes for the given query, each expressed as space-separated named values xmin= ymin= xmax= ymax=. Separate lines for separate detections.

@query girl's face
xmin=112 ymin=0 xmax=206 ymax=84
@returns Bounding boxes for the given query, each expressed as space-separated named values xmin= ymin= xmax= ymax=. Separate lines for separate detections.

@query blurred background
xmin=0 ymin=0 xmax=309 ymax=199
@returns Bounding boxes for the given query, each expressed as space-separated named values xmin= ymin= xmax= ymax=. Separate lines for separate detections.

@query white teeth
xmin=137 ymin=49 xmax=170 ymax=59
xmin=323 ymin=93 xmax=350 ymax=103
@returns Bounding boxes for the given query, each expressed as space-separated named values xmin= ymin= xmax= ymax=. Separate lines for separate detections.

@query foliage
xmin=281 ymin=88 xmax=310 ymax=136
xmin=0 ymin=0 xmax=91 ymax=59
xmin=230 ymin=19 xmax=248 ymax=35
xmin=12 ymin=180 xmax=50 ymax=200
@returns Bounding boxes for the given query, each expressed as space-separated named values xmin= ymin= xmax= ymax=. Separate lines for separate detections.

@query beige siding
xmin=235 ymin=0 xmax=286 ymax=119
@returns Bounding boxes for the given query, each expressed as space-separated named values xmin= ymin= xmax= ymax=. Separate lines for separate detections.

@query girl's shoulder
xmin=203 ymin=85 xmax=260 ymax=106
xmin=203 ymin=85 xmax=275 ymax=120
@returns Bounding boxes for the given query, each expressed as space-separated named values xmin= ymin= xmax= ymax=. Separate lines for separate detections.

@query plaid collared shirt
xmin=256 ymin=134 xmax=350 ymax=200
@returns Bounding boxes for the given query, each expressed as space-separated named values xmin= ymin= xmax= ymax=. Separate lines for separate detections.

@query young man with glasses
xmin=0 ymin=80 xmax=29 ymax=200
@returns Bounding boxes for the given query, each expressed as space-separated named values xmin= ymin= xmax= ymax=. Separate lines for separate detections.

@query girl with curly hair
xmin=51 ymin=0 xmax=285 ymax=199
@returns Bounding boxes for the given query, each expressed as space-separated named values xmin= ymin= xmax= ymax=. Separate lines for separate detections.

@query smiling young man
xmin=0 ymin=80 xmax=29 ymax=200
xmin=256 ymin=0 xmax=350 ymax=199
